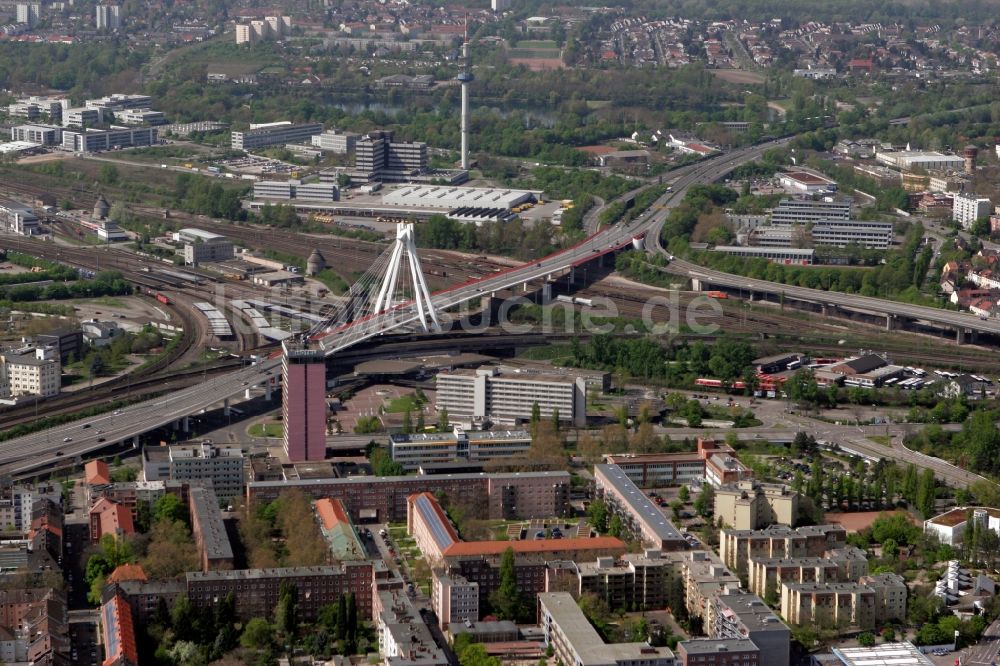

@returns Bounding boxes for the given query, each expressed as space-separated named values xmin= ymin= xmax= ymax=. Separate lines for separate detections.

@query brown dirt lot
xmin=709 ymin=69 xmax=766 ymax=84
xmin=825 ymin=510 xmax=917 ymax=533
xmin=509 ymin=57 xmax=564 ymax=71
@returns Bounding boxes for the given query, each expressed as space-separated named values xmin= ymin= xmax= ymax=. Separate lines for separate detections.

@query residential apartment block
xmin=185 ymin=561 xmax=385 ymax=622
xmin=710 ymin=593 xmax=790 ymax=666
xmin=780 ymin=582 xmax=876 ymax=629
xmin=187 ymin=486 xmax=233 ymax=572
xmin=247 ymin=470 xmax=572 ymax=522
xmin=952 ymin=192 xmax=992 ymax=229
xmin=719 ymin=524 xmax=848 ymax=574
xmin=713 ymin=481 xmax=799 ymax=531
xmin=431 ymin=570 xmax=479 ymax=627
xmin=142 ymin=440 xmax=245 ymax=500
xmin=375 ymin=587 xmax=449 ymax=666
xmin=676 ymin=639 xmax=759 ymax=666
xmin=539 ymin=592 xmax=676 ymax=666
xmin=0 ymin=347 xmax=60 ymax=399
xmin=593 ymin=464 xmax=688 ymax=551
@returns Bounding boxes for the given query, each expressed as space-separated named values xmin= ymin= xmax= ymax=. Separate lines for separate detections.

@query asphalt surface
xmin=3 ymin=137 xmax=995 ymax=486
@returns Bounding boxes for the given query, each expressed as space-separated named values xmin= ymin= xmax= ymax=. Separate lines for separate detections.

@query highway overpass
xmin=2 ymin=136 xmax=991 ymax=488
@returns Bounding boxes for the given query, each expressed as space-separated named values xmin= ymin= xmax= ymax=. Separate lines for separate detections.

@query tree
xmin=275 ymin=582 xmax=299 ymax=638
xmin=588 ymin=499 xmax=609 ymax=532
xmin=402 ymin=409 xmax=413 ymax=434
xmin=438 ymin=408 xmax=450 ymax=432
xmin=694 ymin=483 xmax=715 ymax=519
xmin=416 ymin=411 xmax=426 ymax=431
xmin=489 ymin=547 xmax=526 ymax=622
xmin=916 ymin=468 xmax=936 ymax=518
xmin=530 ymin=402 xmax=541 ymax=435
xmin=608 ymin=514 xmax=624 ymax=538
xmin=678 ymin=485 xmax=690 ymax=503
xmin=241 ymin=617 xmax=276 ymax=650
xmin=857 ymin=632 xmax=876 ymax=647
xmin=154 ymin=493 xmax=188 ymax=525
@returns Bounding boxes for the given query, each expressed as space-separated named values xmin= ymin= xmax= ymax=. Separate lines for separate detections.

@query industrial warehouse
xmin=244 ymin=183 xmax=542 ymax=222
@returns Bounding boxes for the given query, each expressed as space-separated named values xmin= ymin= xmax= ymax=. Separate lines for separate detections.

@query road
xmin=954 ymin=616 xmax=1000 ymax=666
xmin=660 ymin=255 xmax=1000 ymax=339
xmin=1 ymin=136 xmax=991 ymax=486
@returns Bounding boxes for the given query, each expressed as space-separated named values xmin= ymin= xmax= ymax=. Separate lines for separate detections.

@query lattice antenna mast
xmin=372 ymin=222 xmax=441 ymax=332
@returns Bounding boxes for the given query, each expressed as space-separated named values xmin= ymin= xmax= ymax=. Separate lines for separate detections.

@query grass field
xmin=385 ymin=393 xmax=425 ymax=413
xmin=248 ymin=423 xmax=283 ymax=438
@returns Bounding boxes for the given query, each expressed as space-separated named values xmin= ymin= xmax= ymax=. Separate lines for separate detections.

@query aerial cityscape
xmin=2 ymin=0 xmax=1000 ymax=665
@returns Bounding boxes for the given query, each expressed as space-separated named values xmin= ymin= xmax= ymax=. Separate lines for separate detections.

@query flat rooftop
xmin=830 ymin=642 xmax=934 ymax=666
xmin=781 ymin=171 xmax=835 ymax=185
xmin=539 ymin=592 xmax=674 ymax=665
xmin=594 ymin=464 xmax=685 ymax=543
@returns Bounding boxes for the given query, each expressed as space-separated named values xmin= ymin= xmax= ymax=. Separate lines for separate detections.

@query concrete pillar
xmin=132 ymin=436 xmax=139 ymax=449
xmin=223 ymin=398 xmax=230 ymax=417
xmin=182 ymin=416 xmax=190 ymax=432
xmin=265 ymin=380 xmax=273 ymax=401
xmin=956 ymin=328 xmax=964 ymax=345
xmin=568 ymin=266 xmax=576 ymax=285
xmin=542 ymin=283 xmax=552 ymax=304
xmin=970 ymin=330 xmax=978 ymax=344
xmin=522 ymin=281 xmax=529 ymax=293
xmin=885 ymin=315 xmax=894 ymax=331
xmin=691 ymin=278 xmax=702 ymax=292
xmin=821 ymin=304 xmax=827 ymax=317
xmin=172 ymin=419 xmax=180 ymax=431
xmin=245 ymin=388 xmax=253 ymax=399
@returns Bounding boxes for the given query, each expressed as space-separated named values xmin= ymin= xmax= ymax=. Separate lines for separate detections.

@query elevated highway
xmin=2 ymin=135 xmax=993 ymax=487
xmin=661 ymin=257 xmax=1000 ymax=342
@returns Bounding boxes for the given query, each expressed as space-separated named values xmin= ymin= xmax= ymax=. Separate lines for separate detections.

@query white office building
xmin=86 ymin=94 xmax=153 ymax=112
xmin=0 ymin=348 xmax=60 ymax=399
xmin=952 ymin=192 xmax=992 ymax=229
xmin=173 ymin=228 xmax=234 ymax=265
xmin=95 ymin=4 xmax=120 ymax=30
xmin=61 ymin=127 xmax=157 ymax=153
xmin=11 ymin=124 xmax=62 ymax=145
xmin=62 ymin=107 xmax=102 ymax=128
xmin=232 ymin=122 xmax=323 ymax=150
xmin=876 ymin=150 xmax=965 ymax=172
xmin=311 ymin=130 xmax=359 ymax=154
xmin=389 ymin=427 xmax=532 ymax=470
xmin=0 ymin=205 xmax=40 ymax=235
xmin=383 ymin=186 xmax=534 ymax=211
xmin=769 ymin=199 xmax=852 ymax=224
xmin=7 ymin=96 xmax=66 ymax=123
xmin=16 ymin=3 xmax=40 ymax=27
xmin=253 ymin=180 xmax=338 ymax=201
xmin=435 ymin=365 xmax=602 ymax=427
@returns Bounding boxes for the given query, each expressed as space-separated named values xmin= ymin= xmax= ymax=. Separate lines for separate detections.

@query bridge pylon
xmin=374 ymin=222 xmax=441 ymax=333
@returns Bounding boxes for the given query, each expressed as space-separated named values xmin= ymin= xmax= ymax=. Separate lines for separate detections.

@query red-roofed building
xmin=408 ymin=492 xmax=624 ymax=563
xmin=85 ymin=460 xmax=111 ymax=486
xmin=107 ymin=564 xmax=148 ymax=585
xmin=89 ymin=498 xmax=135 ymax=543
xmin=848 ymin=58 xmax=874 ymax=74
xmin=409 ymin=492 xmax=625 ymax=623
xmin=101 ymin=591 xmax=138 ymax=666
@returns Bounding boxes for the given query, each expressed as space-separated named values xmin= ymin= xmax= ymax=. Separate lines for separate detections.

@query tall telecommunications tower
xmin=457 ymin=21 xmax=473 ymax=170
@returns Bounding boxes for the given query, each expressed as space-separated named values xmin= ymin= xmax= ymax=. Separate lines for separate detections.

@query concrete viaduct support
xmin=542 ymin=282 xmax=552 ymax=304
xmin=691 ymin=278 xmax=702 ymax=292
xmin=886 ymin=315 xmax=894 ymax=331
